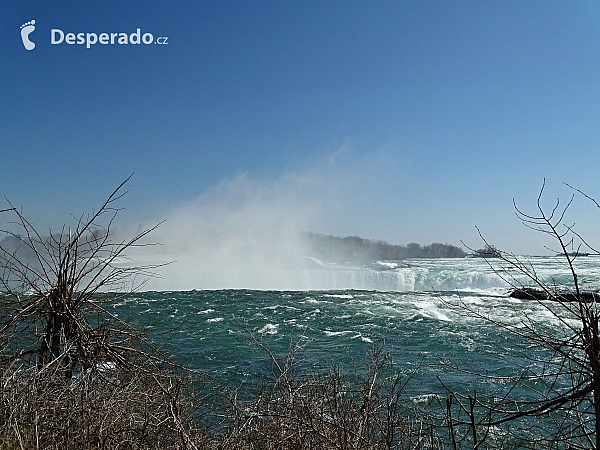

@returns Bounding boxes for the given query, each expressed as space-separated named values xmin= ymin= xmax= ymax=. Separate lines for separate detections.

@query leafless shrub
xmin=217 ymin=326 xmax=444 ymax=449
xmin=440 ymin=180 xmax=600 ymax=448
xmin=0 ymin=177 xmax=206 ymax=449
xmin=0 ymin=359 xmax=207 ymax=449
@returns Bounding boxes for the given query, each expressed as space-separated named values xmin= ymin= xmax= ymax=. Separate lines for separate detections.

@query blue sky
xmin=2 ymin=1 xmax=600 ymax=254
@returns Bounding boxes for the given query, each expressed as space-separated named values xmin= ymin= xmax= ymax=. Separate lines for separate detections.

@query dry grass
xmin=0 ymin=360 xmax=205 ymax=449
xmin=0 ymin=341 xmax=444 ymax=450
xmin=215 ymin=340 xmax=444 ymax=450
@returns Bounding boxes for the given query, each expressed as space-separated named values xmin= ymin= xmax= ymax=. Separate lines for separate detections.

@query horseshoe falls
xmin=142 ymin=255 xmax=600 ymax=292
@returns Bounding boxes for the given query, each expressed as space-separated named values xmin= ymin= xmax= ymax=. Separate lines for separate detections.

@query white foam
xmin=258 ymin=323 xmax=279 ymax=334
xmin=462 ymin=296 xmax=483 ymax=305
xmin=418 ymin=302 xmax=451 ymax=322
xmin=350 ymin=332 xmax=373 ymax=343
xmin=207 ymin=317 xmax=224 ymax=323
xmin=324 ymin=330 xmax=353 ymax=337
xmin=410 ymin=393 xmax=439 ymax=405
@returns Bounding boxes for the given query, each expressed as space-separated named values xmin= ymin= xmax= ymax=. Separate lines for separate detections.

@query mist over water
xmin=137 ymin=171 xmax=326 ymax=290
xmin=126 ymin=165 xmax=597 ymax=292
xmin=131 ymin=168 xmax=481 ymax=291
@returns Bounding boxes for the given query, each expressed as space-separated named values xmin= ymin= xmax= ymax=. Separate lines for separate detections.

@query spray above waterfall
xmin=125 ymin=164 xmax=469 ymax=291
xmin=135 ymin=170 xmax=326 ymax=290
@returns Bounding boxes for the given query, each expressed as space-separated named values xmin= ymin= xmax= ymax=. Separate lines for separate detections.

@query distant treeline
xmin=303 ymin=232 xmax=466 ymax=263
xmin=0 ymin=231 xmax=466 ymax=269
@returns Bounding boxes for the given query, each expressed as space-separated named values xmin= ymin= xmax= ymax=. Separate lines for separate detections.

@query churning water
xmin=111 ymin=256 xmax=600 ymax=402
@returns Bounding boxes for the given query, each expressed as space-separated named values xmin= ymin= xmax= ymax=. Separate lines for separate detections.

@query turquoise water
xmin=112 ymin=256 xmax=600 ymax=399
xmin=105 ymin=255 xmax=600 ymax=444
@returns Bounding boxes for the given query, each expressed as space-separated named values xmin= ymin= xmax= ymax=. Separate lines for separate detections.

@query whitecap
xmin=324 ymin=330 xmax=353 ymax=337
xmin=413 ymin=301 xmax=452 ymax=322
xmin=462 ymin=296 xmax=483 ymax=305
xmin=258 ymin=323 xmax=279 ymax=334
xmin=410 ymin=393 xmax=439 ymax=405
xmin=350 ymin=332 xmax=373 ymax=343
xmin=207 ymin=317 xmax=224 ymax=323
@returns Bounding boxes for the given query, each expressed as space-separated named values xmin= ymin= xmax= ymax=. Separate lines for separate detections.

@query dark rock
xmin=510 ymin=287 xmax=600 ymax=302
xmin=510 ymin=288 xmax=548 ymax=300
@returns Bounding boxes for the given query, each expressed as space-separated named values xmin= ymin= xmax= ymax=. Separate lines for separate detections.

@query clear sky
xmin=2 ymin=1 xmax=600 ymax=255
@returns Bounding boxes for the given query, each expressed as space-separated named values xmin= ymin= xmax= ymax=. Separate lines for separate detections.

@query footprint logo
xmin=20 ymin=20 xmax=36 ymax=50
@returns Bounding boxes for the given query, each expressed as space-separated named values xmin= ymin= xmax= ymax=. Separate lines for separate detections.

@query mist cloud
xmin=139 ymin=168 xmax=334 ymax=290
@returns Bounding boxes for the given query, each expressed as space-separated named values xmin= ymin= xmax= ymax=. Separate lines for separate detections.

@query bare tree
xmin=0 ymin=177 xmax=206 ymax=449
xmin=0 ymin=175 xmax=167 ymax=376
xmin=440 ymin=180 xmax=600 ymax=448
